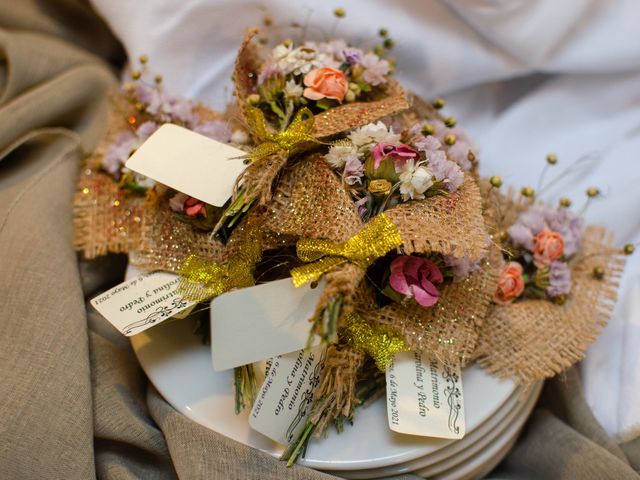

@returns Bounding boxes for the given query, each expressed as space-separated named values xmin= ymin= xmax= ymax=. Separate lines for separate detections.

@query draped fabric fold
xmin=1 ymin=2 xmax=639 ymax=479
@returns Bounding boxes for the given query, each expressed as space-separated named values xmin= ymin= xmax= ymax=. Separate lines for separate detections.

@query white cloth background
xmin=89 ymin=0 xmax=640 ymax=441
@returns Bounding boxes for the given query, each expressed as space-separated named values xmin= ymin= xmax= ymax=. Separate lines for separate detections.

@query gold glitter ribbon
xmin=177 ymin=231 xmax=261 ymax=302
xmin=290 ymin=213 xmax=403 ymax=287
xmin=341 ymin=312 xmax=409 ymax=371
xmin=243 ymin=106 xmax=320 ymax=162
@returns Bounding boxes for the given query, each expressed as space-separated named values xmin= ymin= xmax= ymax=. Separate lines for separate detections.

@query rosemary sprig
xmin=234 ymin=364 xmax=258 ymax=414
xmin=307 ymin=296 xmax=343 ymax=347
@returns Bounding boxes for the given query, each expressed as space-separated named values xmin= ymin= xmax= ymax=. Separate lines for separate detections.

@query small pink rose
xmin=183 ymin=197 xmax=207 ymax=218
xmin=303 ymin=67 xmax=348 ymax=102
xmin=371 ymin=143 xmax=419 ymax=170
xmin=493 ymin=261 xmax=525 ymax=305
xmin=533 ymin=229 xmax=564 ymax=267
xmin=389 ymin=255 xmax=443 ymax=307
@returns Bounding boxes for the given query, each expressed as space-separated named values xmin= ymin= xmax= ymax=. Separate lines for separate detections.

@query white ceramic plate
xmin=332 ymin=382 xmax=535 ymax=479
xmin=127 ymin=263 xmax=519 ymax=471
xmin=418 ymin=383 xmax=541 ymax=480
xmin=131 ymin=313 xmax=517 ymax=471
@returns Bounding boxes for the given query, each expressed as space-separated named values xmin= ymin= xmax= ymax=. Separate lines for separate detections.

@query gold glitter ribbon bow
xmin=243 ymin=106 xmax=319 ymax=162
xmin=341 ymin=312 xmax=409 ymax=371
xmin=291 ymin=213 xmax=403 ymax=287
xmin=177 ymin=231 xmax=261 ymax=302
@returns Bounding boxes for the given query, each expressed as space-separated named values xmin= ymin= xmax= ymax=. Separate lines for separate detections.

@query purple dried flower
xmin=414 ymin=134 xmax=442 ymax=152
xmin=426 ymin=150 xmax=464 ymax=193
xmin=193 ymin=120 xmax=232 ymax=143
xmin=444 ymin=255 xmax=481 ymax=282
xmin=102 ymin=131 xmax=137 ymax=176
xmin=343 ymin=155 xmax=364 ymax=185
xmin=547 ymin=260 xmax=572 ymax=297
xmin=136 ymin=121 xmax=158 ymax=140
xmin=355 ymin=195 xmax=369 ymax=218
xmin=508 ymin=206 xmax=584 ymax=257
xmin=361 ymin=53 xmax=390 ymax=86
xmin=545 ymin=208 xmax=584 ymax=257
xmin=341 ymin=47 xmax=363 ymax=64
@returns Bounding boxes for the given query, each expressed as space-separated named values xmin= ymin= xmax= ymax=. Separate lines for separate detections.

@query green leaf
xmin=269 ymin=101 xmax=286 ymax=120
xmin=314 ymin=98 xmax=335 ymax=110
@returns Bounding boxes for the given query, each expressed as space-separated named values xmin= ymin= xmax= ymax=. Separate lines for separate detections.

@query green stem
xmin=234 ymin=364 xmax=257 ymax=414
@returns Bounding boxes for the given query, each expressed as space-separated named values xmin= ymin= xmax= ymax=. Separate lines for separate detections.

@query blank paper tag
xmin=249 ymin=346 xmax=326 ymax=444
xmin=91 ymin=272 xmax=196 ymax=336
xmin=386 ymin=351 xmax=465 ymax=439
xmin=210 ymin=278 xmax=323 ymax=371
xmin=125 ymin=124 xmax=246 ymax=207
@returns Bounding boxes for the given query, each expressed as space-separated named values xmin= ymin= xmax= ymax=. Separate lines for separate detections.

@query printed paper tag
xmin=91 ymin=272 xmax=196 ymax=336
xmin=249 ymin=346 xmax=326 ymax=444
xmin=125 ymin=123 xmax=246 ymax=207
xmin=386 ymin=351 xmax=465 ymax=439
xmin=210 ymin=278 xmax=323 ymax=371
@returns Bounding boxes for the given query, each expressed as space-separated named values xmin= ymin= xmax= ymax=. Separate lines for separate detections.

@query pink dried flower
xmin=371 ymin=143 xmax=419 ymax=170
xmin=184 ymin=197 xmax=207 ymax=218
xmin=390 ymin=256 xmax=443 ymax=307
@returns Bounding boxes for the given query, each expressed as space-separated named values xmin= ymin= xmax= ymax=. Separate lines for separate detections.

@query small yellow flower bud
xmin=593 ymin=266 xmax=605 ymax=280
xmin=247 ymin=93 xmax=261 ymax=106
xmin=383 ymin=38 xmax=395 ymax=49
xmin=559 ymin=197 xmax=572 ymax=208
xmin=345 ymin=90 xmax=356 ymax=102
xmin=154 ymin=74 xmax=163 ymax=84
xmin=553 ymin=295 xmax=567 ymax=305
xmin=131 ymin=70 xmax=142 ymax=80
xmin=334 ymin=7 xmax=346 ymax=18
xmin=138 ymin=54 xmax=148 ymax=64
xmin=263 ymin=15 xmax=273 ymax=26
xmin=444 ymin=134 xmax=457 ymax=146
xmin=444 ymin=116 xmax=457 ymax=128
xmin=467 ymin=151 xmax=477 ymax=163
xmin=421 ymin=124 xmax=435 ymax=136
xmin=586 ymin=187 xmax=600 ymax=198
xmin=546 ymin=153 xmax=558 ymax=165
xmin=134 ymin=102 xmax=145 ymax=113
xmin=432 ymin=98 xmax=445 ymax=109
xmin=489 ymin=176 xmax=503 ymax=188
xmin=498 ymin=230 xmax=509 ymax=242
xmin=624 ymin=244 xmax=635 ymax=255
xmin=521 ymin=186 xmax=535 ymax=198
xmin=379 ymin=28 xmax=389 ymax=37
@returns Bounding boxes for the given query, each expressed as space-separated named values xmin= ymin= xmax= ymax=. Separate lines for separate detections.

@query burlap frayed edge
xmin=310 ymin=344 xmax=365 ymax=436
xmin=386 ymin=175 xmax=489 ymax=261
xmin=473 ymin=225 xmax=625 ymax=387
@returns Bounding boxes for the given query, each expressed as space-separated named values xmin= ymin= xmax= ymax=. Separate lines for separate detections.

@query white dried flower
xmin=284 ymin=79 xmax=303 ymax=99
xmin=348 ymin=121 xmax=401 ymax=149
xmin=398 ymin=160 xmax=433 ymax=200
xmin=324 ymin=144 xmax=359 ymax=169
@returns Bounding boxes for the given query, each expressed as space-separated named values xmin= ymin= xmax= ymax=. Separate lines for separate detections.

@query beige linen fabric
xmin=0 ymin=1 xmax=638 ymax=479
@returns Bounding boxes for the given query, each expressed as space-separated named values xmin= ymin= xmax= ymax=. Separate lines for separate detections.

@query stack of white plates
xmin=131 ymin=316 xmax=541 ymax=479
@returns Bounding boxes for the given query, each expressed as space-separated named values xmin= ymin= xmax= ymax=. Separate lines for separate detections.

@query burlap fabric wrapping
xmin=73 ymin=97 xmax=228 ymax=264
xmin=474 ymin=184 xmax=626 ymax=386
xmin=5 ymin=3 xmax=640 ymax=479
xmin=73 ymin=96 xmax=145 ymax=258
xmin=231 ymin=27 xmax=410 ymax=209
